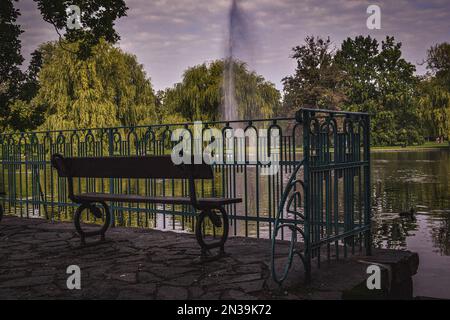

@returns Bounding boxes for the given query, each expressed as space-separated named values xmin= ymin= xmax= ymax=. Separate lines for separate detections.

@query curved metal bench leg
xmin=219 ymin=207 xmax=229 ymax=255
xmin=195 ymin=206 xmax=229 ymax=256
xmin=74 ymin=202 xmax=111 ymax=244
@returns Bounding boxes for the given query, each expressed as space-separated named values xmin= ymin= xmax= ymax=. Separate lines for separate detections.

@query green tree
xmin=5 ymin=45 xmax=55 ymax=132
xmin=282 ymin=36 xmax=344 ymax=114
xmin=0 ymin=0 xmax=24 ymax=131
xmin=418 ymin=79 xmax=450 ymax=140
xmin=32 ymin=39 xmax=156 ymax=130
xmin=335 ymin=36 xmax=421 ymax=146
xmin=35 ymin=0 xmax=128 ymax=57
xmin=235 ymin=62 xmax=281 ymax=120
xmin=425 ymin=42 xmax=450 ymax=89
xmin=334 ymin=36 xmax=379 ymax=107
xmin=418 ymin=43 xmax=450 ymax=142
xmin=164 ymin=60 xmax=281 ymax=122
xmin=20 ymin=49 xmax=44 ymax=103
xmin=4 ymin=99 xmax=45 ymax=132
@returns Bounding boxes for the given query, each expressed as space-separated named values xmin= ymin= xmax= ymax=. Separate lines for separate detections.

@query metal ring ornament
xmin=195 ymin=207 xmax=229 ymax=253
xmin=74 ymin=202 xmax=111 ymax=243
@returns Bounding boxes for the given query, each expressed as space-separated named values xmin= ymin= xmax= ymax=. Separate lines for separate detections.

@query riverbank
xmin=290 ymin=142 xmax=449 ymax=155
xmin=372 ymin=142 xmax=449 ymax=153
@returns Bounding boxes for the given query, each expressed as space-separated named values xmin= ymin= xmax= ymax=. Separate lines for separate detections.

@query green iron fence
xmin=0 ymin=116 xmax=299 ymax=237
xmin=271 ymin=108 xmax=371 ymax=284
xmin=0 ymin=108 xmax=371 ymax=282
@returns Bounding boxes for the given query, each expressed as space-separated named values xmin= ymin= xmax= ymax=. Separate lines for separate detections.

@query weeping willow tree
xmin=32 ymin=39 xmax=156 ymax=130
xmin=163 ymin=60 xmax=281 ymax=122
xmin=419 ymin=79 xmax=450 ymax=140
xmin=418 ymin=43 xmax=450 ymax=142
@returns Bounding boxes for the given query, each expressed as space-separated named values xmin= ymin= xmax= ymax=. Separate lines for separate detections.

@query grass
xmin=372 ymin=141 xmax=450 ymax=152
xmin=291 ymin=141 xmax=449 ymax=154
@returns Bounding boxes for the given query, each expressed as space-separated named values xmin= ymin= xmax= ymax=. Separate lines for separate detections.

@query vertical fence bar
xmin=108 ymin=128 xmax=115 ymax=227
xmin=302 ymin=109 xmax=312 ymax=282
xmin=364 ymin=114 xmax=372 ymax=255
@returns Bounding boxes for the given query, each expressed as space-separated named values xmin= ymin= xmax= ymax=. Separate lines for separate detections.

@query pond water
xmin=372 ymin=149 xmax=450 ymax=299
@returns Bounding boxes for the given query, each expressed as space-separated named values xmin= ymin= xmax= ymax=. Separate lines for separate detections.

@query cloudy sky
xmin=17 ymin=0 xmax=450 ymax=91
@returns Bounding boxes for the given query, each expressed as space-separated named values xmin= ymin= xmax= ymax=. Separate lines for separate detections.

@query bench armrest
xmin=51 ymin=154 xmax=70 ymax=177
xmin=178 ymin=163 xmax=200 ymax=208
xmin=51 ymin=154 xmax=76 ymax=201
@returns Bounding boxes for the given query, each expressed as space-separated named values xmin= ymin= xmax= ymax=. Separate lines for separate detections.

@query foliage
xmin=20 ymin=49 xmax=43 ymax=103
xmin=336 ymin=36 xmax=422 ymax=145
xmin=418 ymin=43 xmax=450 ymax=141
xmin=0 ymin=0 xmax=24 ymax=131
xmin=282 ymin=36 xmax=344 ymax=114
xmin=418 ymin=79 xmax=450 ymax=139
xmin=426 ymin=42 xmax=450 ymax=89
xmin=164 ymin=60 xmax=281 ymax=122
xmin=34 ymin=0 xmax=128 ymax=57
xmin=4 ymin=99 xmax=46 ymax=132
xmin=334 ymin=36 xmax=379 ymax=107
xmin=32 ymin=39 xmax=156 ymax=130
xmin=282 ymin=35 xmax=437 ymax=146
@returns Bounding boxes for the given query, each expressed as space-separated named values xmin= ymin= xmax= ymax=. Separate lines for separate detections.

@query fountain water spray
xmin=222 ymin=0 xmax=252 ymax=121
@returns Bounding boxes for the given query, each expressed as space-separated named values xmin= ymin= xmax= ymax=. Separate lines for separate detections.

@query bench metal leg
xmin=195 ymin=207 xmax=229 ymax=255
xmin=74 ymin=202 xmax=111 ymax=245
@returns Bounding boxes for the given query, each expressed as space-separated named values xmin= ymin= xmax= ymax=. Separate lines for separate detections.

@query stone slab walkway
xmin=0 ymin=217 xmax=418 ymax=300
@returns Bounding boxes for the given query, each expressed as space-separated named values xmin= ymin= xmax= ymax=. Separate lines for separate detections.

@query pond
xmin=372 ymin=149 xmax=450 ymax=299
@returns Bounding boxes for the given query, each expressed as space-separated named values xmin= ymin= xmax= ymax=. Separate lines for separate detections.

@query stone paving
xmin=0 ymin=216 xmax=418 ymax=300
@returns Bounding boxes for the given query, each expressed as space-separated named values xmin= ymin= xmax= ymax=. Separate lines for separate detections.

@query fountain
xmin=222 ymin=0 xmax=252 ymax=122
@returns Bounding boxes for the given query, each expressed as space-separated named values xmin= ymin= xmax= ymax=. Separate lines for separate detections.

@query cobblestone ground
xmin=0 ymin=217 xmax=417 ymax=300
xmin=0 ymin=216 xmax=282 ymax=300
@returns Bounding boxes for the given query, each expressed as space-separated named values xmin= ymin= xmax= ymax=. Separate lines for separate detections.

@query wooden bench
xmin=51 ymin=154 xmax=242 ymax=255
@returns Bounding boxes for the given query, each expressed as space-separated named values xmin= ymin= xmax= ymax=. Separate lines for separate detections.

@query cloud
xmin=16 ymin=0 xmax=450 ymax=91
xmin=16 ymin=1 xmax=58 ymax=64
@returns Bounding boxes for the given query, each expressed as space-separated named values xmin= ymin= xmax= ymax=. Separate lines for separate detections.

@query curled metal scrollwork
xmin=271 ymin=160 xmax=310 ymax=285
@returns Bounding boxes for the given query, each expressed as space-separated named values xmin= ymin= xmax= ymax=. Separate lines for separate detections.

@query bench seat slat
xmin=75 ymin=193 xmax=242 ymax=206
xmin=52 ymin=155 xmax=214 ymax=180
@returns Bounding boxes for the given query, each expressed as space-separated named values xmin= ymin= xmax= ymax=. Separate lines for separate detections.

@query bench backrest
xmin=51 ymin=154 xmax=214 ymax=180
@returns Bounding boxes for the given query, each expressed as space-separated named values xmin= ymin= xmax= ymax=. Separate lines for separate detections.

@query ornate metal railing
xmin=271 ymin=108 xmax=371 ymax=284
xmin=0 ymin=117 xmax=303 ymax=239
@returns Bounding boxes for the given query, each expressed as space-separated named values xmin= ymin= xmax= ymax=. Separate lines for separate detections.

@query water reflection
xmin=372 ymin=149 xmax=450 ymax=298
